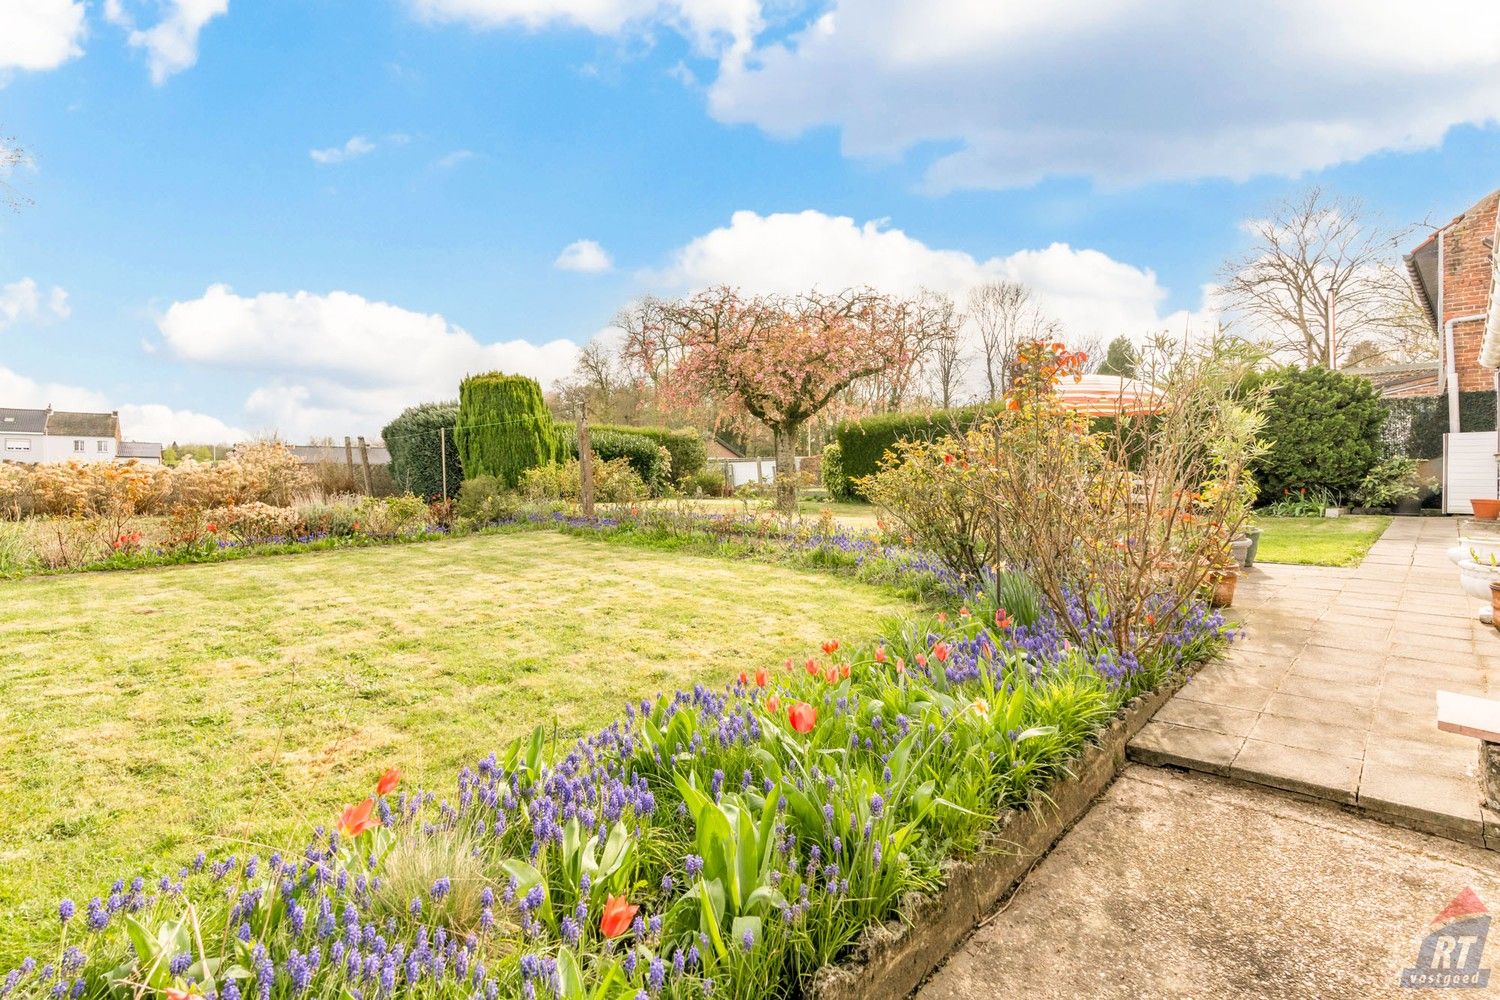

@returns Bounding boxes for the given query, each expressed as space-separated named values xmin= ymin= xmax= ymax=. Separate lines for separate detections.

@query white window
xmin=73 ymin=439 xmax=85 ymax=453
xmin=4 ymin=439 xmax=30 ymax=451
xmin=97 ymin=440 xmax=109 ymax=454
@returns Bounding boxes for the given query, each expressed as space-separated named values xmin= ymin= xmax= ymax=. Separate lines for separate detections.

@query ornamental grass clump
xmin=2 ymin=567 xmax=1229 ymax=999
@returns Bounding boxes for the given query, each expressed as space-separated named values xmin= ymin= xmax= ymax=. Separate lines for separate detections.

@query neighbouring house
xmin=0 ymin=406 xmax=163 ymax=466
xmin=705 ymin=436 xmax=746 ymax=459
xmin=287 ymin=442 xmax=392 ymax=467
xmin=1400 ymin=186 xmax=1500 ymax=512
xmin=1339 ymin=360 xmax=1442 ymax=400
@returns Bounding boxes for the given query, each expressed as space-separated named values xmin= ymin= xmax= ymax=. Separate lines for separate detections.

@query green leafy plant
xmin=454 ymin=373 xmax=563 ymax=487
xmin=1251 ymin=365 xmax=1386 ymax=499
xmin=383 ymin=401 xmax=464 ymax=500
xmin=1354 ymin=455 xmax=1435 ymax=508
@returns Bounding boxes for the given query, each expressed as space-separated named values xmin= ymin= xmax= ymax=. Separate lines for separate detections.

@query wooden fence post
xmin=357 ymin=436 xmax=373 ymax=495
xmin=439 ymin=428 xmax=449 ymax=505
xmin=344 ymin=436 xmax=356 ymax=489
xmin=576 ymin=403 xmax=595 ymax=518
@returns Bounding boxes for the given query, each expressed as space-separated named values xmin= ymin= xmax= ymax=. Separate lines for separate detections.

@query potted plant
xmin=1474 ymin=499 xmax=1500 ymax=520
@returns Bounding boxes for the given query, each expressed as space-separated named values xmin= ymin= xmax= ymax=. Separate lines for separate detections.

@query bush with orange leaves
xmin=867 ymin=335 xmax=1267 ymax=658
xmin=0 ymin=440 xmax=312 ymax=520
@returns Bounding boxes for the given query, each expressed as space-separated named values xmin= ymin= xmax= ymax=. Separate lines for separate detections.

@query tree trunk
xmin=774 ymin=423 xmax=799 ymax=516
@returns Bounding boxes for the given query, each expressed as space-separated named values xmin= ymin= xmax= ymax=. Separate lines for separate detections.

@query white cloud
xmin=309 ymin=135 xmax=377 ymax=165
xmin=650 ymin=209 xmax=1213 ymax=341
xmin=154 ymin=284 xmax=581 ymax=439
xmin=0 ymin=278 xmax=71 ymax=329
xmin=706 ymin=0 xmax=1500 ymax=189
xmin=108 ymin=0 xmax=228 ymax=85
xmin=0 ymin=366 xmax=247 ymax=443
xmin=554 ymin=239 xmax=614 ymax=273
xmin=409 ymin=0 xmax=762 ymax=56
xmin=0 ymin=0 xmax=86 ymax=73
xmin=434 ymin=149 xmax=476 ymax=169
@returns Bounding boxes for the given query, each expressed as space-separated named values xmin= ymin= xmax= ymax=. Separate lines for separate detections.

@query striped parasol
xmin=1052 ymin=374 xmax=1164 ymax=416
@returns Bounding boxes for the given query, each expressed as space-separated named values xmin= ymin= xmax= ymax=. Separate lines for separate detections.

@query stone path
xmin=917 ymin=766 xmax=1500 ymax=1000
xmin=1130 ymin=516 xmax=1500 ymax=846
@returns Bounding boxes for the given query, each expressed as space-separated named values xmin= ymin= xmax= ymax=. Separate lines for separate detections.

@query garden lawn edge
xmin=807 ymin=669 xmax=1191 ymax=1000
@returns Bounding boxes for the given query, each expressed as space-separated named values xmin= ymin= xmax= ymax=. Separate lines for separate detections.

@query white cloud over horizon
xmin=554 ymin=239 xmax=614 ymax=273
xmin=0 ymin=366 xmax=248 ymax=444
xmin=0 ymin=0 xmax=86 ymax=74
xmin=408 ymin=0 xmax=762 ymax=57
xmin=153 ymin=284 xmax=582 ymax=439
xmin=649 ymin=209 xmax=1215 ymax=342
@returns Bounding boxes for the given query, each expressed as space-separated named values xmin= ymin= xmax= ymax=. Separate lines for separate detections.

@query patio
xmin=1130 ymin=516 xmax=1500 ymax=845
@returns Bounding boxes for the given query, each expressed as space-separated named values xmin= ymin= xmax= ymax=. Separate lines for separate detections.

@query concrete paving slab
xmin=1230 ymin=738 xmax=1362 ymax=804
xmin=918 ymin=768 xmax=1500 ymax=1000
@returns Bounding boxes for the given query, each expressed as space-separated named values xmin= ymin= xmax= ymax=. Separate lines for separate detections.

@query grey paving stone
xmin=1247 ymin=713 xmax=1368 ymax=758
xmin=1261 ymin=692 xmax=1374 ymax=730
xmin=1127 ymin=721 xmax=1243 ymax=777
xmin=1154 ymin=698 xmax=1260 ymax=737
xmin=1357 ymin=763 xmax=1484 ymax=843
xmin=1230 ymin=738 xmax=1362 ymax=805
xmin=1177 ymin=678 xmax=1274 ymax=713
xmin=1275 ymin=673 xmax=1380 ymax=708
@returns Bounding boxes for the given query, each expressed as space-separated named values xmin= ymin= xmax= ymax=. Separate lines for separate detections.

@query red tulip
xmin=166 ymin=990 xmax=200 ymax=1000
xmin=936 ymin=612 xmax=948 ymax=624
xmin=754 ymin=667 xmax=768 ymax=688
xmin=338 ymin=797 xmax=380 ymax=838
xmin=738 ymin=670 xmax=750 ymax=685
xmin=933 ymin=642 xmax=950 ymax=663
xmin=959 ymin=607 xmax=971 ymax=617
xmin=838 ymin=663 xmax=850 ymax=680
xmin=873 ymin=647 xmax=887 ymax=663
xmin=376 ymin=768 xmax=401 ymax=796
xmin=805 ymin=658 xmax=819 ymax=676
xmin=895 ymin=657 xmax=907 ymax=674
xmin=824 ymin=667 xmax=837 ymax=685
xmin=788 ymin=702 xmax=817 ymax=734
xmin=995 ymin=609 xmax=1012 ymax=630
xmin=821 ymin=640 xmax=840 ymax=655
xmin=600 ymin=894 xmax=639 ymax=939
xmin=915 ymin=653 xmax=927 ymax=667
xmin=766 ymin=695 xmax=780 ymax=713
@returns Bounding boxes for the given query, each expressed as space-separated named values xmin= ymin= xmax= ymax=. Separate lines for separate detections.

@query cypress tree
xmin=454 ymin=373 xmax=562 ymax=486
xmin=383 ymin=401 xmax=463 ymax=500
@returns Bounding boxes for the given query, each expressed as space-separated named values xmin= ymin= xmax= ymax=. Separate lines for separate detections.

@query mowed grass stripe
xmin=0 ymin=531 xmax=917 ymax=962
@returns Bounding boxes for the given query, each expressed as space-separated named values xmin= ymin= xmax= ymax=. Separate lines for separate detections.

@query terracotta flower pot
xmin=1209 ymin=571 xmax=1238 ymax=608
xmin=1473 ymin=499 xmax=1500 ymax=520
xmin=1491 ymin=581 xmax=1500 ymax=627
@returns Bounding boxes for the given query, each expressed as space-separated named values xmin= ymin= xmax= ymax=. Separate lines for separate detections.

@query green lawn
xmin=1252 ymin=515 xmax=1393 ymax=567
xmin=0 ymin=531 xmax=917 ymax=961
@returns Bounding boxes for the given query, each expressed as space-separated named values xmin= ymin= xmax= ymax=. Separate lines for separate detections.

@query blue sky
xmin=2 ymin=0 xmax=1499 ymax=442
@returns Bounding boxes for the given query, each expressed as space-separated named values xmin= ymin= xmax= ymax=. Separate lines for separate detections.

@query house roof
xmin=1343 ymin=361 xmax=1442 ymax=399
xmin=46 ymin=410 xmax=119 ymax=437
xmin=118 ymin=441 xmax=163 ymax=459
xmin=0 ymin=408 xmax=48 ymax=433
xmin=289 ymin=443 xmax=392 ymax=465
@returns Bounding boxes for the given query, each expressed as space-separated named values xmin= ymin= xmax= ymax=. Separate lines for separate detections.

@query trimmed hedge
xmin=559 ymin=425 xmax=672 ymax=496
xmin=592 ymin=424 xmax=706 ymax=483
xmin=1251 ymin=366 xmax=1387 ymax=501
xmin=382 ymin=401 xmax=463 ymax=501
xmin=1384 ymin=391 xmax=1496 ymax=459
xmin=834 ymin=404 xmax=1002 ymax=498
xmin=454 ymin=373 xmax=563 ymax=486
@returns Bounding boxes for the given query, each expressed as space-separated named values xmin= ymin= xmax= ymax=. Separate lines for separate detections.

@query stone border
xmin=807 ymin=674 xmax=1187 ymax=1000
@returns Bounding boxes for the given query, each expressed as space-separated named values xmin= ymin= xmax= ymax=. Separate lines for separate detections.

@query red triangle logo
xmin=1433 ymin=888 xmax=1489 ymax=928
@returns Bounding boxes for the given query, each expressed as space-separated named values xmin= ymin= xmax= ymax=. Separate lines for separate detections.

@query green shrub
xmin=522 ymin=457 xmax=645 ymax=504
xmin=1354 ymin=455 xmax=1436 ymax=508
xmin=1252 ymin=366 xmax=1387 ymax=502
xmin=381 ymin=401 xmax=462 ymax=503
xmin=592 ymin=424 xmax=706 ymax=483
xmin=821 ymin=441 xmax=854 ymax=501
xmin=454 ymin=373 xmax=563 ymax=487
xmin=682 ymin=466 xmax=731 ymax=497
xmin=456 ymin=474 xmax=518 ymax=521
xmin=560 ymin=426 xmax=671 ymax=495
xmin=835 ymin=404 xmax=1000 ymax=498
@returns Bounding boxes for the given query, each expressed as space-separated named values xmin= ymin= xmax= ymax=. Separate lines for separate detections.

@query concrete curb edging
xmin=807 ymin=675 xmax=1187 ymax=1000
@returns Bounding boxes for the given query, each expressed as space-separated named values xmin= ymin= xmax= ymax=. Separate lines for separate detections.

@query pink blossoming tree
xmin=624 ymin=286 xmax=910 ymax=513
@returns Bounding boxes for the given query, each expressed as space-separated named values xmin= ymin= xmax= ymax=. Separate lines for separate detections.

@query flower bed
xmin=0 ymin=562 xmax=1230 ymax=998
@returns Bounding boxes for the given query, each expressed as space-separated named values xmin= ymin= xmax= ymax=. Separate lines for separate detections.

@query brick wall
xmin=1444 ymin=188 xmax=1500 ymax=391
